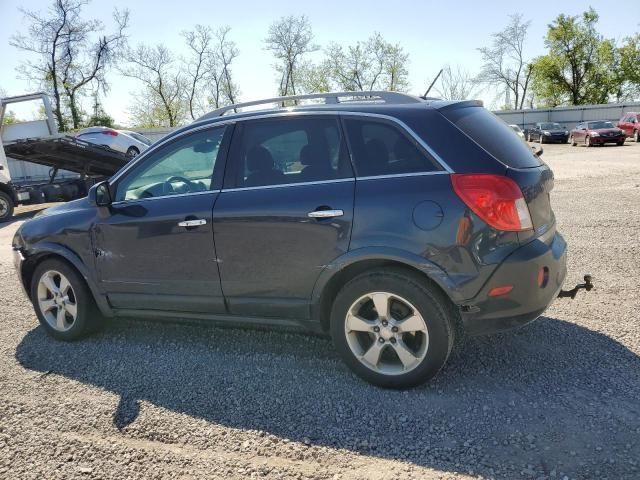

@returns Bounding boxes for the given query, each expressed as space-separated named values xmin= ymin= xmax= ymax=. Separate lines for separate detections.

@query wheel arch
xmin=21 ymin=242 xmax=112 ymax=316
xmin=311 ymin=248 xmax=461 ymax=332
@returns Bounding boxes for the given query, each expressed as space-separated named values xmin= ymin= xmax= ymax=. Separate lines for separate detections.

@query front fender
xmin=311 ymin=246 xmax=464 ymax=306
xmin=22 ymin=241 xmax=112 ymax=317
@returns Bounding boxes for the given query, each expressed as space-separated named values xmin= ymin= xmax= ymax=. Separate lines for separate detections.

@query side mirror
xmin=531 ymin=145 xmax=543 ymax=157
xmin=88 ymin=180 xmax=112 ymax=207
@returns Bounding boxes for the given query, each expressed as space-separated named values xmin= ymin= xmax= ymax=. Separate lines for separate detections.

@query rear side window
xmin=227 ymin=116 xmax=352 ymax=188
xmin=445 ymin=107 xmax=542 ymax=169
xmin=343 ymin=118 xmax=440 ymax=177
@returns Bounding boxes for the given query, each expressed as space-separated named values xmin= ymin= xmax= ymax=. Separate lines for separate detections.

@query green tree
xmin=618 ymin=33 xmax=640 ymax=99
xmin=531 ymin=8 xmax=618 ymax=106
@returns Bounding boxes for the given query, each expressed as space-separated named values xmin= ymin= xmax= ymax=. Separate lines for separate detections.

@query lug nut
xmin=391 ymin=326 xmax=399 ymax=333
xmin=382 ymin=320 xmax=388 ymax=327
xmin=373 ymin=326 xmax=380 ymax=333
xmin=390 ymin=338 xmax=397 ymax=344
xmin=378 ymin=337 xmax=385 ymax=343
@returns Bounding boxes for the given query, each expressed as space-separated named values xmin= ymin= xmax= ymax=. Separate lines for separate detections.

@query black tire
xmin=126 ymin=146 xmax=140 ymax=159
xmin=30 ymin=258 xmax=102 ymax=341
xmin=527 ymin=133 xmax=531 ymax=142
xmin=617 ymin=140 xmax=624 ymax=146
xmin=634 ymin=130 xmax=639 ymax=143
xmin=330 ymin=268 xmax=455 ymax=389
xmin=570 ymin=135 xmax=576 ymax=146
xmin=0 ymin=191 xmax=15 ymax=222
xmin=41 ymin=184 xmax=63 ymax=202
xmin=585 ymin=135 xmax=591 ymax=147
xmin=539 ymin=134 xmax=545 ymax=144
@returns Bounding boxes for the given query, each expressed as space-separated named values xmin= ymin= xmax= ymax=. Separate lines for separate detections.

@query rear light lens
xmin=451 ymin=174 xmax=533 ymax=232
xmin=100 ymin=129 xmax=119 ymax=136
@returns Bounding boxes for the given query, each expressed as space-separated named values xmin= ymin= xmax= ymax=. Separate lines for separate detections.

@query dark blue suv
xmin=12 ymin=92 xmax=567 ymax=388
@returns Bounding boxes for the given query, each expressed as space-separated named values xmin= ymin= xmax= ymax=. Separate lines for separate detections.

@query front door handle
xmin=178 ymin=219 xmax=207 ymax=228
xmin=307 ymin=209 xmax=344 ymax=219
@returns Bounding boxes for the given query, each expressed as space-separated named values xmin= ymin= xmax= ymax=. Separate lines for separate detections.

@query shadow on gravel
xmin=0 ymin=207 xmax=46 ymax=229
xmin=15 ymin=316 xmax=640 ymax=479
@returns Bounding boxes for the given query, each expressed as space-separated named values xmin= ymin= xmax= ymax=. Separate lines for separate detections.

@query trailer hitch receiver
xmin=558 ymin=274 xmax=594 ymax=300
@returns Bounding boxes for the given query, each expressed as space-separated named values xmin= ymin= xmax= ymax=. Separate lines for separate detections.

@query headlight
xmin=564 ymin=130 xmax=569 ymax=135
xmin=543 ymin=130 xmax=550 ymax=135
xmin=590 ymin=132 xmax=600 ymax=137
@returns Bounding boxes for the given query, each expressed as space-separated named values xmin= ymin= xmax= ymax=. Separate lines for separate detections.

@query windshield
xmin=588 ymin=121 xmax=615 ymax=130
xmin=127 ymin=132 xmax=153 ymax=145
xmin=540 ymin=123 xmax=563 ymax=130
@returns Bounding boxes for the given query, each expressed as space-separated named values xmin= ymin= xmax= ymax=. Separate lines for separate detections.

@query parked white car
xmin=76 ymin=127 xmax=152 ymax=158
xmin=509 ymin=124 xmax=525 ymax=140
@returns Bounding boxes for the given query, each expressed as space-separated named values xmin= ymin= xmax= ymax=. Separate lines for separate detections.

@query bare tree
xmin=325 ymin=33 xmax=410 ymax=92
xmin=210 ymin=26 xmax=240 ymax=107
xmin=265 ymin=15 xmax=317 ymax=97
xmin=11 ymin=0 xmax=128 ymax=130
xmin=477 ymin=14 xmax=533 ymax=110
xmin=121 ymin=44 xmax=186 ymax=127
xmin=182 ymin=25 xmax=213 ymax=120
xmin=435 ymin=65 xmax=479 ymax=100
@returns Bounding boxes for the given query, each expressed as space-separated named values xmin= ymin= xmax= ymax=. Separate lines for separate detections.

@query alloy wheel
xmin=37 ymin=270 xmax=78 ymax=332
xmin=344 ymin=292 xmax=429 ymax=375
xmin=0 ymin=197 xmax=8 ymax=217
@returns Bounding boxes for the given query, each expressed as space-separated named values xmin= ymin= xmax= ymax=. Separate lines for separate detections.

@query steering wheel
xmin=164 ymin=175 xmax=197 ymax=195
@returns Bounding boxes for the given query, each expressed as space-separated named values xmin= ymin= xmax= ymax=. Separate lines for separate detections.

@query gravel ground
xmin=1 ymin=142 xmax=639 ymax=479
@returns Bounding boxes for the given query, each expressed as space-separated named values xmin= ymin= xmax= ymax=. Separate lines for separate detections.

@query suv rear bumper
xmin=460 ymin=231 xmax=567 ymax=336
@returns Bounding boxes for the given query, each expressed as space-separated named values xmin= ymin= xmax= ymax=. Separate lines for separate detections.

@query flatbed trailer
xmin=1 ymin=93 xmax=130 ymax=221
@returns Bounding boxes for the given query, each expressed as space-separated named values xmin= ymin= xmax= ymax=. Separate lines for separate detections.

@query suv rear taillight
xmin=100 ymin=129 xmax=119 ymax=136
xmin=451 ymin=174 xmax=533 ymax=232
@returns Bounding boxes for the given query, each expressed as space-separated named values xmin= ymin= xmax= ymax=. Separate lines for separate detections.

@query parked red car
xmin=569 ymin=121 xmax=626 ymax=147
xmin=617 ymin=112 xmax=639 ymax=142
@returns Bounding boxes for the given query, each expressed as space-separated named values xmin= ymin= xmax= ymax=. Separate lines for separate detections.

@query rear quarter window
xmin=444 ymin=107 xmax=543 ymax=169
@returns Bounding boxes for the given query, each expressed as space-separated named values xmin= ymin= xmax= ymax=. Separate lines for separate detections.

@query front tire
xmin=585 ymin=136 xmax=592 ymax=147
xmin=570 ymin=135 xmax=576 ymax=146
xmin=126 ymin=146 xmax=140 ymax=159
xmin=0 ymin=191 xmax=15 ymax=222
xmin=330 ymin=268 xmax=454 ymax=389
xmin=30 ymin=259 xmax=102 ymax=341
xmin=634 ymin=130 xmax=639 ymax=143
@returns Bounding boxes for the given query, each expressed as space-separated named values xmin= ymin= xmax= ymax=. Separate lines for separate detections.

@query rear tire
xmin=30 ymin=258 xmax=103 ymax=341
xmin=617 ymin=140 xmax=624 ymax=146
xmin=0 ymin=191 xmax=15 ymax=222
xmin=330 ymin=268 xmax=454 ymax=389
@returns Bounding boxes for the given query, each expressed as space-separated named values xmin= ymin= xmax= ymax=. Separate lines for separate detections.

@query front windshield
xmin=588 ymin=121 xmax=615 ymax=129
xmin=540 ymin=123 xmax=563 ymax=130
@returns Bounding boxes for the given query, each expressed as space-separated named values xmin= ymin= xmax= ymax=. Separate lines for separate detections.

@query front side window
xmin=343 ymin=117 xmax=440 ymax=177
xmin=115 ymin=126 xmax=226 ymax=201
xmin=228 ymin=116 xmax=351 ymax=188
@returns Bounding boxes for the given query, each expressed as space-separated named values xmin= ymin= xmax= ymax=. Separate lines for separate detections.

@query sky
xmin=1 ymin=0 xmax=638 ymax=126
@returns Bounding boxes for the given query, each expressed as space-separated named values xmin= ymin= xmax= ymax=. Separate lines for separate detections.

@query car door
xmin=93 ymin=124 xmax=231 ymax=313
xmin=574 ymin=123 xmax=584 ymax=141
xmin=213 ymin=115 xmax=355 ymax=319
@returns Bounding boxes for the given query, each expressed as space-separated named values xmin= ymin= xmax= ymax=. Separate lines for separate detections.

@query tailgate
xmin=507 ymin=164 xmax=555 ymax=236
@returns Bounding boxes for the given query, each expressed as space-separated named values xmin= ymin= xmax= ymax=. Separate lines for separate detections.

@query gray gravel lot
xmin=1 ymin=142 xmax=639 ymax=479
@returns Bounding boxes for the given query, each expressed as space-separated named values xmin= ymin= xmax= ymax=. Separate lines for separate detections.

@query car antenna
xmin=422 ymin=69 xmax=443 ymax=99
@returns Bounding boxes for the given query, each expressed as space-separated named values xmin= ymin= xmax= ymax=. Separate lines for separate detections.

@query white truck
xmin=0 ymin=93 xmax=130 ymax=221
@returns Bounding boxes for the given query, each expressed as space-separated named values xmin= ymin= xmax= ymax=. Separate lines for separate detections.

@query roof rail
xmin=199 ymin=91 xmax=424 ymax=120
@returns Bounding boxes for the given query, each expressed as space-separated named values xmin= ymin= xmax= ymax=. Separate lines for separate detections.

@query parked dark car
xmin=569 ymin=121 xmax=626 ymax=147
xmin=527 ymin=122 xmax=569 ymax=143
xmin=13 ymin=92 xmax=569 ymax=388
xmin=617 ymin=112 xmax=639 ymax=142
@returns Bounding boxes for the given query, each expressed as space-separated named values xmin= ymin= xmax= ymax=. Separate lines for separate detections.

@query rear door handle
xmin=307 ymin=209 xmax=344 ymax=219
xmin=178 ymin=219 xmax=207 ymax=227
